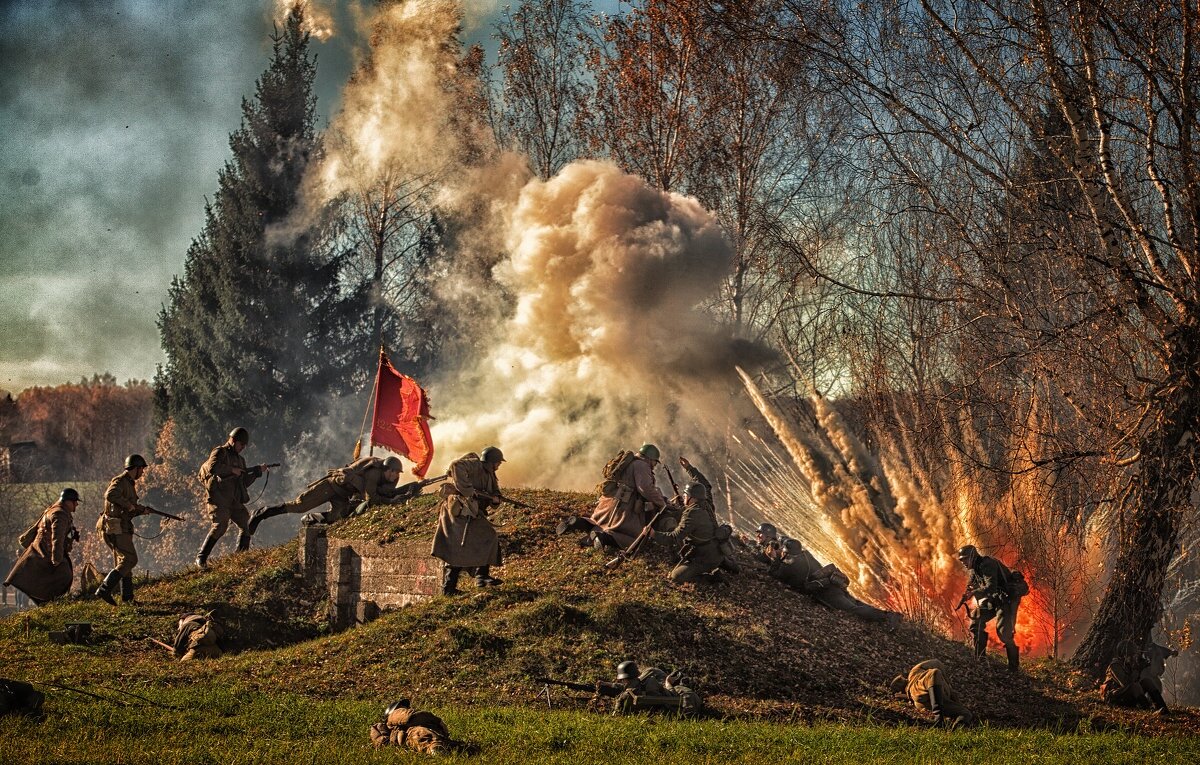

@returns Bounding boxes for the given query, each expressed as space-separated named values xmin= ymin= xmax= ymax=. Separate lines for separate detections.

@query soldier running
xmin=247 ymin=455 xmax=404 ymax=535
xmin=4 ymin=487 xmax=81 ymax=604
xmin=95 ymin=455 xmax=153 ymax=605
xmin=957 ymin=544 xmax=1024 ymax=672
xmin=431 ymin=447 xmax=505 ymax=595
xmin=194 ymin=428 xmax=271 ymax=568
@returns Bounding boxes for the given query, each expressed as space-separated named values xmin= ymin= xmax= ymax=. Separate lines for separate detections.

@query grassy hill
xmin=1 ymin=488 xmax=1197 ymax=763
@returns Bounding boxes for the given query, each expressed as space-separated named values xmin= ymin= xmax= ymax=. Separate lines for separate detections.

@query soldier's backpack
xmin=1004 ymin=568 xmax=1030 ymax=598
xmin=596 ymin=450 xmax=638 ymax=498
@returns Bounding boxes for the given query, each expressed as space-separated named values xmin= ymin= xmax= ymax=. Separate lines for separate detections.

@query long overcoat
xmin=4 ymin=503 xmax=75 ymax=602
xmin=430 ymin=453 xmax=501 ymax=568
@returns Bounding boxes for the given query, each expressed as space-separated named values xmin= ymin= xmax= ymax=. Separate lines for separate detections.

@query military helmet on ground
xmin=384 ymin=699 xmax=411 ymax=716
xmin=638 ymin=443 xmax=660 ymax=461
xmin=229 ymin=427 xmax=250 ymax=444
xmin=616 ymin=660 xmax=639 ymax=680
xmin=59 ymin=487 xmax=81 ymax=503
xmin=383 ymin=456 xmax=403 ymax=473
xmin=481 ymin=446 xmax=505 ymax=465
xmin=756 ymin=522 xmax=777 ymax=539
xmin=124 ymin=454 xmax=148 ymax=470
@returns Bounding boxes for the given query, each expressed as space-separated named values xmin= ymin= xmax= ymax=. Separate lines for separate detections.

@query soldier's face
xmin=958 ymin=553 xmax=974 ymax=568
xmin=131 ymin=466 xmax=146 ymax=480
xmin=385 ymin=469 xmax=401 ymax=482
xmin=233 ymin=441 xmax=247 ymax=453
xmin=64 ymin=499 xmax=79 ymax=513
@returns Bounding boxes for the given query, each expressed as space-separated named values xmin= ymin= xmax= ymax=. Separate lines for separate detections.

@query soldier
xmin=558 ymin=444 xmax=675 ymax=551
xmin=4 ymin=487 xmax=81 ymax=604
xmin=194 ymin=428 xmax=271 ymax=568
xmin=95 ymin=455 xmax=153 ymax=605
xmin=752 ymin=522 xmax=800 ymax=565
xmin=890 ymin=659 xmax=973 ymax=728
xmin=1100 ymin=638 xmax=1174 ymax=713
xmin=369 ymin=699 xmax=468 ymax=754
xmin=0 ymin=679 xmax=44 ymax=718
xmin=764 ymin=539 xmax=901 ymax=626
xmin=610 ymin=660 xmax=703 ymax=715
xmin=655 ymin=465 xmax=730 ymax=584
xmin=247 ymin=455 xmax=404 ymax=535
xmin=173 ymin=613 xmax=224 ymax=661
xmin=957 ymin=544 xmax=1023 ymax=672
xmin=431 ymin=447 xmax=505 ymax=595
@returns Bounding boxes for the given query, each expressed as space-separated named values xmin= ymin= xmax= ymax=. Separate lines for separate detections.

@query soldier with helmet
xmin=653 ymin=460 xmax=730 ymax=584
xmin=369 ymin=699 xmax=467 ymax=754
xmin=610 ymin=660 xmax=703 ymax=715
xmin=431 ymin=447 xmax=506 ymax=595
xmin=247 ymin=455 xmax=405 ymax=535
xmin=4 ymin=487 xmax=82 ymax=604
xmin=194 ymin=428 xmax=271 ymax=568
xmin=558 ymin=444 xmax=676 ymax=551
xmin=751 ymin=522 xmax=800 ymax=565
xmin=95 ymin=455 xmax=153 ymax=604
xmin=957 ymin=544 xmax=1024 ymax=672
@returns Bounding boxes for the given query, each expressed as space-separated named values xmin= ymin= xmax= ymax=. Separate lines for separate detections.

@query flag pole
xmin=353 ymin=343 xmax=385 ymax=460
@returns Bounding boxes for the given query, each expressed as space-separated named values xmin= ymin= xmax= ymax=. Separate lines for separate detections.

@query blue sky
xmin=0 ymin=0 xmax=624 ymax=392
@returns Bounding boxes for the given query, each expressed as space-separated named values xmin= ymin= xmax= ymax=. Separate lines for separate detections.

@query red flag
xmin=370 ymin=351 xmax=435 ymax=477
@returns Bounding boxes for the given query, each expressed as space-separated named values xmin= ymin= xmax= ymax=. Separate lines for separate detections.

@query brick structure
xmin=299 ymin=524 xmax=441 ymax=628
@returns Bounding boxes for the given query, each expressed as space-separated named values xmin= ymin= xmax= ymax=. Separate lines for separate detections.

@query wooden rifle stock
xmin=605 ymin=505 xmax=671 ymax=570
xmin=143 ymin=507 xmax=184 ymax=522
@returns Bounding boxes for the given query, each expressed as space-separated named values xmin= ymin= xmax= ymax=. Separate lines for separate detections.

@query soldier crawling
xmin=173 ymin=613 xmax=223 ymax=661
xmin=247 ymin=455 xmax=404 ymax=535
xmin=891 ymin=659 xmax=974 ymax=728
xmin=761 ymin=532 xmax=901 ymax=626
xmin=369 ymin=699 xmax=470 ymax=755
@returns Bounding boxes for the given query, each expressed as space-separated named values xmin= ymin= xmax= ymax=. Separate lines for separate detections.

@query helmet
xmin=616 ymin=660 xmax=639 ymax=680
xmin=756 ymin=522 xmax=777 ymax=539
xmin=229 ymin=427 xmax=250 ymax=444
xmin=384 ymin=699 xmax=411 ymax=716
xmin=59 ymin=487 xmax=81 ymax=503
xmin=638 ymin=443 xmax=660 ymax=461
xmin=124 ymin=454 xmax=148 ymax=470
xmin=382 ymin=456 xmax=403 ymax=473
xmin=481 ymin=446 xmax=505 ymax=465
xmin=956 ymin=545 xmax=979 ymax=560
xmin=684 ymin=482 xmax=707 ymax=500
xmin=889 ymin=675 xmax=907 ymax=695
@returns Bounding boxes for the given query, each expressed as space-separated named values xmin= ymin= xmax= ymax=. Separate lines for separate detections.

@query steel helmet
xmin=383 ymin=456 xmax=403 ymax=472
xmin=229 ymin=427 xmax=250 ymax=444
xmin=59 ymin=487 xmax=81 ymax=503
xmin=956 ymin=545 xmax=979 ymax=560
xmin=124 ymin=454 xmax=149 ymax=470
xmin=616 ymin=660 xmax=640 ymax=681
xmin=384 ymin=699 xmax=411 ymax=716
xmin=638 ymin=444 xmax=660 ymax=461
xmin=481 ymin=446 xmax=505 ymax=465
xmin=756 ymin=522 xmax=778 ymax=539
xmin=684 ymin=482 xmax=707 ymax=500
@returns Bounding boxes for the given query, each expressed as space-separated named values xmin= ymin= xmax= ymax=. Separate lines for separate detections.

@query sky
xmin=0 ymin=0 xmax=622 ymax=393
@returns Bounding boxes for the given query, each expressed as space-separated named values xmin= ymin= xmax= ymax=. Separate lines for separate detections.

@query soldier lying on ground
xmin=173 ymin=613 xmax=223 ymax=661
xmin=1101 ymin=638 xmax=1176 ymax=714
xmin=5 ymin=487 xmax=80 ymax=605
xmin=0 ymin=679 xmax=44 ymax=718
xmin=431 ymin=448 xmax=506 ymax=595
xmin=609 ymin=660 xmax=703 ymax=715
xmin=369 ymin=699 xmax=472 ymax=754
xmin=749 ymin=522 xmax=800 ymax=566
xmin=763 ymin=539 xmax=901 ymax=626
xmin=247 ymin=455 xmax=404 ymax=536
xmin=891 ymin=659 xmax=973 ymax=728
xmin=557 ymin=444 xmax=678 ymax=551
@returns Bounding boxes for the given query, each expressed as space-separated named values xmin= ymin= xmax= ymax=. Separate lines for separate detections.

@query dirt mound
xmin=2 ymin=488 xmax=1195 ymax=735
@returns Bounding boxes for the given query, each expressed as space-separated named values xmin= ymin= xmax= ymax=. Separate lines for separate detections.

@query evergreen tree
xmin=158 ymin=9 xmax=357 ymax=458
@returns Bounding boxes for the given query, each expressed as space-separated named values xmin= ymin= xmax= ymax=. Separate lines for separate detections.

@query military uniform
xmin=613 ymin=666 xmax=703 ymax=715
xmin=963 ymin=553 xmax=1022 ymax=668
xmin=1101 ymin=640 xmax=1173 ymax=712
xmin=173 ymin=614 xmax=223 ymax=661
xmin=253 ymin=457 xmax=401 ymax=528
xmin=431 ymin=452 xmax=502 ymax=593
xmin=369 ymin=704 xmax=461 ymax=755
xmin=0 ymin=679 xmax=44 ymax=717
xmin=770 ymin=548 xmax=899 ymax=624
xmin=94 ymin=470 xmax=149 ymax=604
xmin=198 ymin=442 xmax=263 ymax=554
xmin=900 ymin=659 xmax=973 ymax=727
xmin=4 ymin=501 xmax=77 ymax=603
xmin=661 ymin=467 xmax=726 ymax=584
xmin=588 ymin=455 xmax=671 ymax=547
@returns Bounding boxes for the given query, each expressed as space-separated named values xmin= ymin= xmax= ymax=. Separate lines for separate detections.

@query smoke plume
xmin=274 ymin=1 xmax=336 ymax=42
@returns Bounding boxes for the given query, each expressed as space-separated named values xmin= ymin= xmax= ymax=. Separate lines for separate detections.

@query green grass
xmin=1 ymin=687 xmax=1196 ymax=765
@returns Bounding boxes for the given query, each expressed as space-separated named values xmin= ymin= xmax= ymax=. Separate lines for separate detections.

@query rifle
xmin=956 ymin=591 xmax=972 ymax=610
xmin=497 ymin=493 xmax=535 ymax=510
xmin=392 ymin=473 xmax=449 ymax=502
xmin=535 ymin=677 xmax=623 ymax=698
xmin=605 ymin=505 xmax=672 ymax=570
xmin=142 ymin=506 xmax=184 ymax=522
xmin=664 ymin=466 xmax=681 ymax=500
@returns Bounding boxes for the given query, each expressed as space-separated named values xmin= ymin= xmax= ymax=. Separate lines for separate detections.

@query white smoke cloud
xmin=274 ymin=0 xmax=336 ymax=41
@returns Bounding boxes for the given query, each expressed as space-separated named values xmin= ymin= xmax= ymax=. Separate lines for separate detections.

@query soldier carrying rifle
xmin=247 ymin=454 xmax=406 ymax=536
xmin=95 ymin=454 xmax=161 ymax=605
xmin=195 ymin=427 xmax=273 ymax=568
xmin=538 ymin=660 xmax=703 ymax=716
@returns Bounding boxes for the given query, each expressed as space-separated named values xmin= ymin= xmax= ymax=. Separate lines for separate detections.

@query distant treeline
xmin=0 ymin=374 xmax=153 ymax=482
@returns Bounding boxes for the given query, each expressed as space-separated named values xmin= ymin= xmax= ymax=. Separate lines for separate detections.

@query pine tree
xmin=157 ymin=8 xmax=357 ymax=458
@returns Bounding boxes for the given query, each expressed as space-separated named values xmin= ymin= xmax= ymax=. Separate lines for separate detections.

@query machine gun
xmin=535 ymin=677 xmax=623 ymax=698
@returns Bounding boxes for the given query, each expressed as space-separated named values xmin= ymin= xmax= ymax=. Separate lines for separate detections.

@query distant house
xmin=0 ymin=441 xmax=37 ymax=483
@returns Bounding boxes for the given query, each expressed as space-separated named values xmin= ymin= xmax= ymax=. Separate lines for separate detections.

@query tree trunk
xmin=1072 ymin=363 xmax=1197 ymax=674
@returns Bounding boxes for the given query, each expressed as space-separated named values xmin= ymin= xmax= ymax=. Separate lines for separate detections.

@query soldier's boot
xmin=235 ymin=529 xmax=252 ymax=552
xmin=1147 ymin=687 xmax=1170 ymax=714
xmin=474 ymin=567 xmax=503 ymax=587
xmin=247 ymin=505 xmax=286 ymax=536
xmin=555 ymin=516 xmax=589 ymax=536
xmin=928 ymin=684 xmax=945 ymax=727
xmin=1005 ymin=643 xmax=1020 ymax=673
xmin=94 ymin=569 xmax=121 ymax=606
xmin=442 ymin=566 xmax=462 ymax=596
xmin=195 ymin=532 xmax=220 ymax=569
xmin=120 ymin=575 xmax=135 ymax=604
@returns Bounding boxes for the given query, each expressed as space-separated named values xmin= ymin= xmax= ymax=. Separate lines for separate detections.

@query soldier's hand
xmin=231 ymin=466 xmax=244 ymax=477
xmin=679 ymin=456 xmax=692 ymax=469
xmin=258 ymin=464 xmax=271 ymax=473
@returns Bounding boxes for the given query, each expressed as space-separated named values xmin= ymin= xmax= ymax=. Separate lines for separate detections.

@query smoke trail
xmin=274 ymin=1 xmax=336 ymax=41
